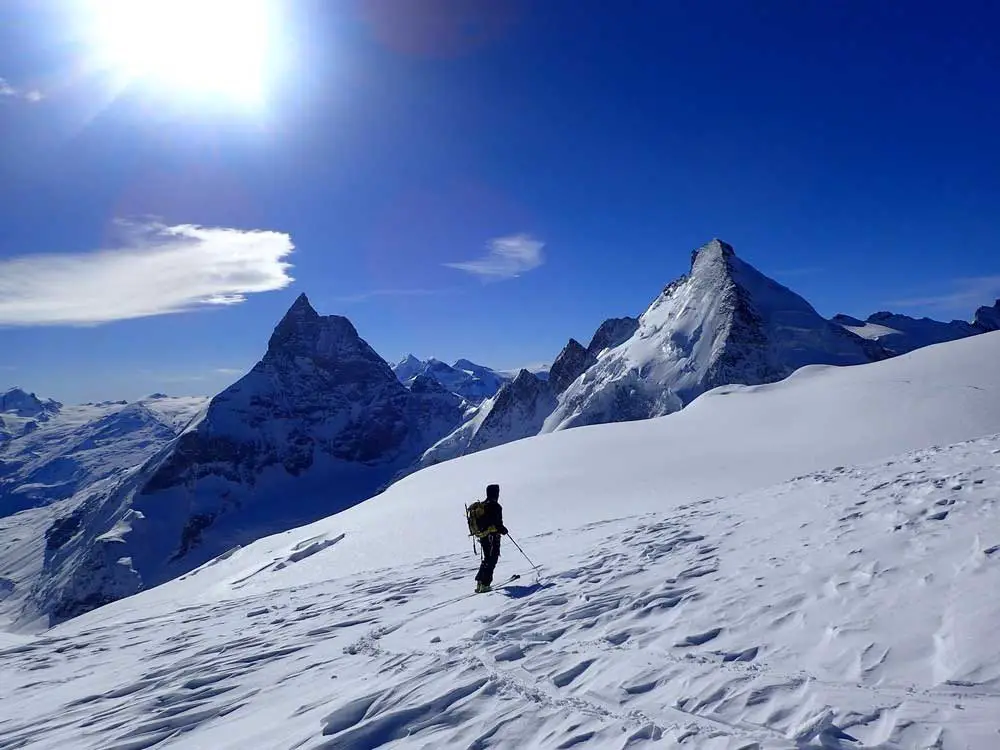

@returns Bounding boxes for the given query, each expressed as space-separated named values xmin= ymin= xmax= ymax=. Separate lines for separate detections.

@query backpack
xmin=466 ymin=501 xmax=487 ymax=538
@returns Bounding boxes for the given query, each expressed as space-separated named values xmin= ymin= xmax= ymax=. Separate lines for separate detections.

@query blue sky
xmin=1 ymin=0 xmax=998 ymax=403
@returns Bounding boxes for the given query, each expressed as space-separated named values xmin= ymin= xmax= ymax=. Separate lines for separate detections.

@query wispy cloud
xmin=0 ymin=77 xmax=43 ymax=103
xmin=0 ymin=220 xmax=294 ymax=326
xmin=213 ymin=368 xmax=245 ymax=376
xmin=444 ymin=233 xmax=545 ymax=281
xmin=888 ymin=275 xmax=1000 ymax=313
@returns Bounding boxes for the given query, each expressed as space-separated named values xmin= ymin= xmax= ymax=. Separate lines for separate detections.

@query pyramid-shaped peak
xmin=284 ymin=293 xmax=318 ymax=319
xmin=267 ymin=295 xmax=368 ymax=363
xmin=690 ymin=238 xmax=736 ymax=270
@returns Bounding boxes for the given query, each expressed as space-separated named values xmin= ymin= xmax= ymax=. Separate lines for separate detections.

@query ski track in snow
xmin=2 ymin=437 xmax=1000 ymax=749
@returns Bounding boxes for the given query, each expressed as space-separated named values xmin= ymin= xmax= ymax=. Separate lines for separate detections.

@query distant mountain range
xmin=391 ymin=356 xmax=513 ymax=404
xmin=3 ymin=238 xmax=998 ymax=626
xmin=831 ymin=299 xmax=1000 ymax=355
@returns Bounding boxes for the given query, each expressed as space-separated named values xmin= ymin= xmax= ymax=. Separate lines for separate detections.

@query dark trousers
xmin=476 ymin=533 xmax=502 ymax=585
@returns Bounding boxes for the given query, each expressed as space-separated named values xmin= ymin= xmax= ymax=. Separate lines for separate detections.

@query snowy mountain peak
xmin=690 ymin=237 xmax=736 ymax=269
xmin=0 ymin=387 xmax=61 ymax=417
xmin=544 ymin=239 xmax=886 ymax=432
xmin=266 ymin=294 xmax=383 ymax=369
xmin=392 ymin=356 xmax=509 ymax=404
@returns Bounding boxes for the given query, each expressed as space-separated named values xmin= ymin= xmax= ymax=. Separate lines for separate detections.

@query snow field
xmin=1 ymin=433 xmax=999 ymax=749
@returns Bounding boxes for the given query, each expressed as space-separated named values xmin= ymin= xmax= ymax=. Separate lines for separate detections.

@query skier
xmin=468 ymin=483 xmax=508 ymax=593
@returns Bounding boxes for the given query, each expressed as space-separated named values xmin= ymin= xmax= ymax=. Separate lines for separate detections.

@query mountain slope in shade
xmin=544 ymin=239 xmax=886 ymax=432
xmin=29 ymin=295 xmax=464 ymax=624
xmin=975 ymin=299 xmax=1000 ymax=331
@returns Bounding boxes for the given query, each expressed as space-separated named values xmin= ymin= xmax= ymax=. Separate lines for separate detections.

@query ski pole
xmin=507 ymin=534 xmax=540 ymax=573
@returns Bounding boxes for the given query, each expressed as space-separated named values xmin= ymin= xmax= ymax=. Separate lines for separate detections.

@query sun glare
xmin=87 ymin=0 xmax=276 ymax=106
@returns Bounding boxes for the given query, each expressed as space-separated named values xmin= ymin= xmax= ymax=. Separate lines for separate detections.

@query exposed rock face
xmin=548 ymin=340 xmax=594 ymax=394
xmin=467 ymin=370 xmax=557 ymax=454
xmin=587 ymin=317 xmax=640 ymax=356
xmin=974 ymin=300 xmax=1000 ymax=332
xmin=549 ymin=318 xmax=639 ymax=396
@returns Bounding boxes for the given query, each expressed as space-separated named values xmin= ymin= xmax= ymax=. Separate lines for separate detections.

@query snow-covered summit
xmin=544 ymin=238 xmax=886 ymax=431
xmin=392 ymin=354 xmax=425 ymax=383
xmin=0 ymin=387 xmax=60 ymax=419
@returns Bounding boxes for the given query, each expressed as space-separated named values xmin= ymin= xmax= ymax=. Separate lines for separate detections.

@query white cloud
xmin=0 ymin=77 xmax=43 ymax=102
xmin=0 ymin=220 xmax=294 ymax=326
xmin=888 ymin=275 xmax=1000 ymax=313
xmin=444 ymin=233 xmax=545 ymax=280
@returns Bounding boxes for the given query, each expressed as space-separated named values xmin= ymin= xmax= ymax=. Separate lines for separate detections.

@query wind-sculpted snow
xmin=2 ymin=435 xmax=999 ymax=749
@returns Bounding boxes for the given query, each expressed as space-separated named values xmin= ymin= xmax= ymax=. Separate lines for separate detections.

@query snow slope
xmin=1 ymin=333 xmax=1000 ymax=748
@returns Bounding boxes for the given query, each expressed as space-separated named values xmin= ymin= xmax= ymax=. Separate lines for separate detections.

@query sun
xmin=86 ymin=0 xmax=277 ymax=106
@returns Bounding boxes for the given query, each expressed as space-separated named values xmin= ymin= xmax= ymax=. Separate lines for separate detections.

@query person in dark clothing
xmin=473 ymin=483 xmax=507 ymax=593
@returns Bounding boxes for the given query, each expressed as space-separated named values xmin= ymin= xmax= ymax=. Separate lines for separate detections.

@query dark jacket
xmin=473 ymin=499 xmax=506 ymax=537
